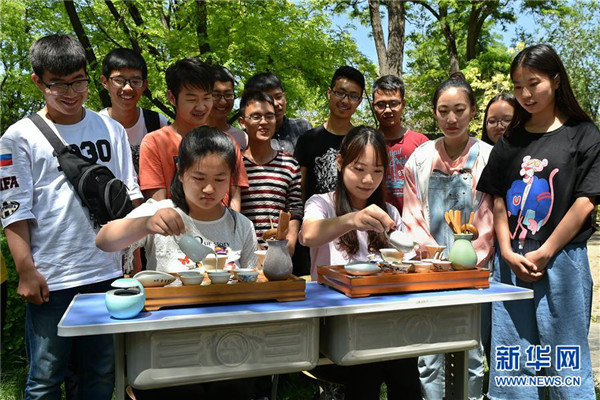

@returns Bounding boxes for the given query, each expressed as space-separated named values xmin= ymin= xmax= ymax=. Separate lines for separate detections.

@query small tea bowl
xmin=414 ymin=262 xmax=433 ymax=273
xmin=432 ymin=260 xmax=452 ymax=272
xmin=379 ymin=248 xmax=404 ymax=263
xmin=207 ymin=270 xmax=231 ymax=284
xmin=178 ymin=270 xmax=204 ymax=286
xmin=236 ymin=270 xmax=259 ymax=283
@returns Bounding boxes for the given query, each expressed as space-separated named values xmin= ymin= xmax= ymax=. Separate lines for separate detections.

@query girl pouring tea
xmin=97 ymin=126 xmax=257 ymax=273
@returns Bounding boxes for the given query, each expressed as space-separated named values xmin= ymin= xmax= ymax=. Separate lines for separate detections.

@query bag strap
xmin=142 ymin=108 xmax=160 ymax=133
xmin=28 ymin=114 xmax=70 ymax=156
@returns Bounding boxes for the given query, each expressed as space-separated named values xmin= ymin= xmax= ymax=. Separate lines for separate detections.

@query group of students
xmin=1 ymin=32 xmax=598 ymax=400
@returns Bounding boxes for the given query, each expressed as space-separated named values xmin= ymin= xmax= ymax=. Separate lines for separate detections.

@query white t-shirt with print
xmin=303 ymin=192 xmax=402 ymax=280
xmin=99 ymin=107 xmax=169 ymax=147
xmin=126 ymin=199 xmax=258 ymax=273
xmin=0 ymin=109 xmax=143 ymax=291
xmin=99 ymin=107 xmax=169 ymax=174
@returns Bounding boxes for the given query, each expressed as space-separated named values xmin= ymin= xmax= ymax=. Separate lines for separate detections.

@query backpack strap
xmin=28 ymin=114 xmax=70 ymax=156
xmin=142 ymin=108 xmax=160 ymax=133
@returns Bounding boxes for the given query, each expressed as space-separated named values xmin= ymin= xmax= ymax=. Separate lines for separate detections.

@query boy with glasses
xmin=1 ymin=34 xmax=142 ymax=399
xmin=372 ymin=75 xmax=428 ymax=212
xmin=292 ymin=66 xmax=364 ymax=277
xmin=244 ymin=72 xmax=312 ymax=154
xmin=100 ymin=48 xmax=169 ymax=176
xmin=208 ymin=65 xmax=247 ymax=149
xmin=139 ymin=57 xmax=248 ymax=210
xmin=238 ymin=91 xmax=303 ymax=256
xmin=294 ymin=66 xmax=365 ymax=202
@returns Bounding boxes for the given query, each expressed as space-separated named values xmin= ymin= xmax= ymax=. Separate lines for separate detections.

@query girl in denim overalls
xmin=477 ymin=44 xmax=599 ymax=399
xmin=403 ymin=73 xmax=495 ymax=400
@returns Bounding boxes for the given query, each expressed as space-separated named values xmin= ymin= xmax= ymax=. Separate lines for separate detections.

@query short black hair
xmin=29 ymin=34 xmax=87 ymax=77
xmin=244 ymin=72 xmax=283 ymax=92
xmin=102 ymin=48 xmax=148 ymax=79
xmin=330 ymin=66 xmax=365 ymax=94
xmin=372 ymin=75 xmax=405 ymax=99
xmin=165 ymin=57 xmax=215 ymax=100
xmin=213 ymin=65 xmax=235 ymax=87
xmin=239 ymin=90 xmax=275 ymax=114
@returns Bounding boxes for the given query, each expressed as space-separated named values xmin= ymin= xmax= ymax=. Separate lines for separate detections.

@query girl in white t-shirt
xmin=97 ymin=126 xmax=257 ymax=273
xmin=300 ymin=126 xmax=421 ymax=400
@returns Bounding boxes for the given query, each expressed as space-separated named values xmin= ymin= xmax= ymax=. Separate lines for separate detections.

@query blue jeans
xmin=25 ymin=279 xmax=115 ymax=400
xmin=489 ymin=241 xmax=595 ymax=400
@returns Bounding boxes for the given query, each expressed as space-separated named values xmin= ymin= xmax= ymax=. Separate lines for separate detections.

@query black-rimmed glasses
xmin=212 ymin=93 xmax=235 ymax=101
xmin=331 ymin=89 xmax=362 ymax=103
xmin=109 ymin=76 xmax=145 ymax=89
xmin=40 ymin=78 xmax=90 ymax=95
xmin=244 ymin=113 xmax=276 ymax=122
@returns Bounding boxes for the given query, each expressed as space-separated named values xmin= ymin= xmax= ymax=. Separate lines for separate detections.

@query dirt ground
xmin=587 ymin=233 xmax=600 ymax=384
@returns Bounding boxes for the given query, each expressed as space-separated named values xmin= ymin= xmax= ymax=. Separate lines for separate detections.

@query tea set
xmin=343 ymin=219 xmax=479 ymax=277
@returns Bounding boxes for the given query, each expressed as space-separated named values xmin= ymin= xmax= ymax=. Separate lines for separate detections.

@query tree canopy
xmin=0 ymin=0 xmax=377 ymax=132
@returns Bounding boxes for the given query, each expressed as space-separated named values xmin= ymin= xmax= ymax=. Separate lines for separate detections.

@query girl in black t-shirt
xmin=477 ymin=44 xmax=599 ymax=399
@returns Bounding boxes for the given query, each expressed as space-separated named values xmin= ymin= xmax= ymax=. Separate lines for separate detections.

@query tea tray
xmin=317 ymin=265 xmax=489 ymax=298
xmin=144 ymin=274 xmax=305 ymax=311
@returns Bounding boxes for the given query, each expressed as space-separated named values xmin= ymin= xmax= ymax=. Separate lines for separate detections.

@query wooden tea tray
xmin=144 ymin=274 xmax=306 ymax=311
xmin=317 ymin=265 xmax=489 ymax=298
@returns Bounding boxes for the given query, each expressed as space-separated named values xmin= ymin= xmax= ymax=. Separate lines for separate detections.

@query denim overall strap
xmin=421 ymin=142 xmax=485 ymax=400
xmin=427 ymin=142 xmax=480 ymax=257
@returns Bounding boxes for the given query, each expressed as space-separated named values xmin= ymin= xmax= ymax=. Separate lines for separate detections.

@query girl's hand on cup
xmin=352 ymin=204 xmax=395 ymax=233
xmin=146 ymin=208 xmax=186 ymax=236
xmin=503 ymin=250 xmax=544 ymax=282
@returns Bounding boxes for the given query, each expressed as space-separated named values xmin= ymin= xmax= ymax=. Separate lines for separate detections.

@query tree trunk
xmin=63 ymin=1 xmax=111 ymax=108
xmin=195 ymin=0 xmax=210 ymax=55
xmin=417 ymin=1 xmax=460 ymax=73
xmin=466 ymin=1 xmax=494 ymax=61
xmin=368 ymin=0 xmax=405 ymax=78
xmin=386 ymin=0 xmax=406 ymax=77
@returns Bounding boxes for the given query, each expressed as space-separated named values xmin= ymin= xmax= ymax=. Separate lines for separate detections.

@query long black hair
xmin=481 ymin=93 xmax=518 ymax=145
xmin=170 ymin=126 xmax=237 ymax=214
xmin=334 ymin=125 xmax=390 ymax=255
xmin=506 ymin=44 xmax=592 ymax=140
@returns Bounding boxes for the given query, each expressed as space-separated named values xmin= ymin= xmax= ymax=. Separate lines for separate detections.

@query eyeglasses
xmin=244 ymin=113 xmax=276 ymax=122
xmin=212 ymin=93 xmax=235 ymax=101
xmin=486 ymin=119 xmax=512 ymax=127
xmin=109 ymin=76 xmax=145 ymax=88
xmin=331 ymin=89 xmax=362 ymax=103
xmin=373 ymin=100 xmax=402 ymax=111
xmin=40 ymin=78 xmax=90 ymax=95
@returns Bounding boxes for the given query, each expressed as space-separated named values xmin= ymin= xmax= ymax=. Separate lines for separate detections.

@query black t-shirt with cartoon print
xmin=477 ymin=120 xmax=600 ymax=244
xmin=294 ymin=125 xmax=345 ymax=202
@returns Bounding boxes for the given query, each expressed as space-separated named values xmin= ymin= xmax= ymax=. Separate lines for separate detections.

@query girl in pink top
xmin=300 ymin=125 xmax=420 ymax=400
xmin=402 ymin=72 xmax=494 ymax=400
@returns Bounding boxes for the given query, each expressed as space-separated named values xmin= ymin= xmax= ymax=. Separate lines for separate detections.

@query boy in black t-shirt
xmin=292 ymin=66 xmax=364 ymax=277
xmin=294 ymin=66 xmax=365 ymax=202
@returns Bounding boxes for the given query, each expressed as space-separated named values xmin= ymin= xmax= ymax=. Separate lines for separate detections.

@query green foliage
xmin=1 ymin=230 xmax=28 ymax=379
xmin=0 ymin=0 xmax=377 ymax=132
xmin=533 ymin=0 xmax=600 ymax=124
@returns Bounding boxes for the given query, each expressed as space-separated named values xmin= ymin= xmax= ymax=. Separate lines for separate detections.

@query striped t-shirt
xmin=241 ymin=151 xmax=303 ymax=246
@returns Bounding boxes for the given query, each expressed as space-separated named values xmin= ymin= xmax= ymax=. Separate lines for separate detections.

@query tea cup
xmin=414 ymin=262 xmax=433 ymax=273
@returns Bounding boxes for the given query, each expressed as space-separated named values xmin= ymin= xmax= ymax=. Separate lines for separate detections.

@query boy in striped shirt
xmin=239 ymin=91 xmax=303 ymax=256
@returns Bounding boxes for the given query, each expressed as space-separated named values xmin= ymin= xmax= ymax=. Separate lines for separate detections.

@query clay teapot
xmin=262 ymin=239 xmax=293 ymax=281
xmin=448 ymin=233 xmax=477 ymax=270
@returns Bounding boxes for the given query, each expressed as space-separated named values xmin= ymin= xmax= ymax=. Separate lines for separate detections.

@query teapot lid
xmin=111 ymin=278 xmax=141 ymax=289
